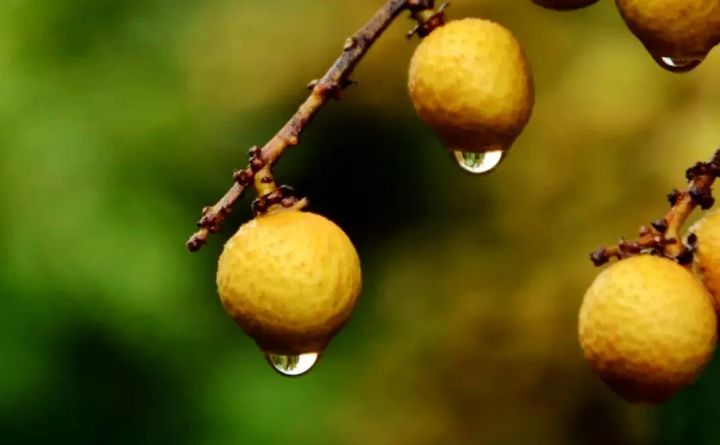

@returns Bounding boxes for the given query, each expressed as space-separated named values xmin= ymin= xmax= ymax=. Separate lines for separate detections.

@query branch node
xmin=284 ymin=135 xmax=299 ymax=146
xmin=590 ymin=248 xmax=610 ymax=266
xmin=251 ymin=185 xmax=300 ymax=216
xmin=651 ymin=218 xmax=669 ymax=233
xmin=344 ymin=37 xmax=357 ymax=51
xmin=233 ymin=168 xmax=252 ymax=184
xmin=689 ymin=186 xmax=715 ymax=210
xmin=250 ymin=150 xmax=265 ymax=172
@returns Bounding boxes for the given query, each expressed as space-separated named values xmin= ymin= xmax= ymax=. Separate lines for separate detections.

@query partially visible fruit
xmin=216 ymin=209 xmax=362 ymax=355
xmin=408 ymin=18 xmax=534 ymax=156
xmin=616 ymin=0 xmax=720 ymax=72
xmin=533 ymin=0 xmax=600 ymax=10
xmin=579 ymin=255 xmax=717 ymax=403
xmin=691 ymin=210 xmax=720 ymax=308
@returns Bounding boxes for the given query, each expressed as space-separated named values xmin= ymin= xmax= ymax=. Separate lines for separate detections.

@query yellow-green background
xmin=2 ymin=0 xmax=719 ymax=443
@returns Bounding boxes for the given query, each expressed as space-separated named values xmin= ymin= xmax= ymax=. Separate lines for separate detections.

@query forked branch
xmin=591 ymin=149 xmax=720 ymax=266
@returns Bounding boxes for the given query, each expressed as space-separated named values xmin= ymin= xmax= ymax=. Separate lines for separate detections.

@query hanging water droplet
xmin=653 ymin=55 xmax=704 ymax=73
xmin=264 ymin=352 xmax=320 ymax=377
xmin=452 ymin=149 xmax=506 ymax=175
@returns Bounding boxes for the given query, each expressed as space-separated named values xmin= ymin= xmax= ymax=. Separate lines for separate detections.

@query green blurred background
xmin=1 ymin=0 xmax=720 ymax=443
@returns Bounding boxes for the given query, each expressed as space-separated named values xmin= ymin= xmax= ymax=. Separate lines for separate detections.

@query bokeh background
xmin=2 ymin=0 xmax=720 ymax=443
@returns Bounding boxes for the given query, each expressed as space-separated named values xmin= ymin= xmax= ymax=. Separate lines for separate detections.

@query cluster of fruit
xmin=535 ymin=0 xmax=720 ymax=72
xmin=211 ymin=0 xmax=720 ymax=386
xmin=217 ymin=8 xmax=537 ymax=376
xmin=537 ymin=0 xmax=720 ymax=404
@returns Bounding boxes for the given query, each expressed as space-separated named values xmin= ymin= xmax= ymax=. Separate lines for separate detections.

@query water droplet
xmin=653 ymin=55 xmax=704 ymax=73
xmin=264 ymin=352 xmax=320 ymax=377
xmin=452 ymin=149 xmax=506 ymax=175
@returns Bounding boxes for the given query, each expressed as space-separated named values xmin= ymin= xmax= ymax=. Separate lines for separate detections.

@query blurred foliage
xmin=1 ymin=0 xmax=720 ymax=443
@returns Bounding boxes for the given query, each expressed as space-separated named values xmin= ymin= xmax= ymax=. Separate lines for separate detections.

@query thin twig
xmin=591 ymin=148 xmax=720 ymax=266
xmin=187 ymin=0 xmax=443 ymax=251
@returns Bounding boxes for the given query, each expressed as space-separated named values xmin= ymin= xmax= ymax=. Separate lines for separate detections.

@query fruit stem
xmin=591 ymin=148 xmax=720 ymax=266
xmin=406 ymin=2 xmax=448 ymax=38
xmin=254 ymin=165 xmax=278 ymax=197
xmin=187 ymin=0 xmax=447 ymax=252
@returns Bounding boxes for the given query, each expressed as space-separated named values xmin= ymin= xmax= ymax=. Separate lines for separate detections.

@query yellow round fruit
xmin=216 ymin=210 xmax=362 ymax=354
xmin=408 ymin=18 xmax=534 ymax=154
xmin=616 ymin=0 xmax=720 ymax=69
xmin=533 ymin=0 xmax=600 ymax=10
xmin=579 ymin=255 xmax=717 ymax=403
xmin=691 ymin=210 xmax=720 ymax=308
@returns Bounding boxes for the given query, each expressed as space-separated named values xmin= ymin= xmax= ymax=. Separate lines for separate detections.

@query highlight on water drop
xmin=452 ymin=149 xmax=506 ymax=175
xmin=652 ymin=55 xmax=704 ymax=73
xmin=264 ymin=352 xmax=320 ymax=377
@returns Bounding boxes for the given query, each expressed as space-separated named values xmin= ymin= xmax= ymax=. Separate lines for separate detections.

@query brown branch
xmin=591 ymin=148 xmax=720 ymax=266
xmin=187 ymin=0 xmax=445 ymax=252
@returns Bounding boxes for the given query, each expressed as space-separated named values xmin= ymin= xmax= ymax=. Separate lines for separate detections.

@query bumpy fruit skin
xmin=579 ymin=255 xmax=717 ymax=403
xmin=692 ymin=210 xmax=720 ymax=308
xmin=533 ymin=0 xmax=600 ymax=10
xmin=408 ymin=18 xmax=534 ymax=153
xmin=217 ymin=210 xmax=362 ymax=354
xmin=616 ymin=0 xmax=720 ymax=60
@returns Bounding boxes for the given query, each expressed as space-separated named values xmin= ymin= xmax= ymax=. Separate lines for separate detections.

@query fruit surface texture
xmin=692 ymin=210 xmax=720 ymax=308
xmin=217 ymin=210 xmax=362 ymax=354
xmin=579 ymin=255 xmax=717 ymax=403
xmin=616 ymin=0 xmax=720 ymax=59
xmin=408 ymin=18 xmax=534 ymax=153
xmin=533 ymin=0 xmax=600 ymax=10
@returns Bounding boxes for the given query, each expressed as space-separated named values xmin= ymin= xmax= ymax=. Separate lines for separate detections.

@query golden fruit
xmin=533 ymin=0 xmax=600 ymax=10
xmin=579 ymin=255 xmax=717 ymax=403
xmin=616 ymin=0 xmax=720 ymax=71
xmin=691 ymin=210 xmax=720 ymax=308
xmin=408 ymin=18 xmax=534 ymax=155
xmin=217 ymin=210 xmax=362 ymax=355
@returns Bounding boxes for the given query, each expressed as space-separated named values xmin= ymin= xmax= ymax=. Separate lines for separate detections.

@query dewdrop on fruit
xmin=408 ymin=18 xmax=534 ymax=174
xmin=616 ymin=0 xmax=720 ymax=72
xmin=216 ymin=210 xmax=362 ymax=377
